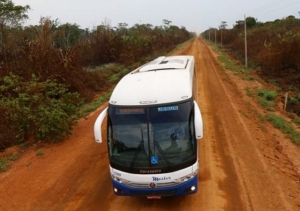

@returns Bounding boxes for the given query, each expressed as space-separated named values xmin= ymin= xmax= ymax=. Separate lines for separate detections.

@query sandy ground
xmin=0 ymin=37 xmax=299 ymax=211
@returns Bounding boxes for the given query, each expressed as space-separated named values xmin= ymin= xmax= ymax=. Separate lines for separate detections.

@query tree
xmin=234 ymin=20 xmax=244 ymax=30
xmin=234 ymin=17 xmax=257 ymax=30
xmin=0 ymin=0 xmax=30 ymax=27
xmin=0 ymin=0 xmax=30 ymax=66
xmin=56 ymin=23 xmax=83 ymax=49
xmin=115 ymin=22 xmax=128 ymax=35
xmin=163 ymin=19 xmax=172 ymax=29
xmin=246 ymin=16 xmax=257 ymax=28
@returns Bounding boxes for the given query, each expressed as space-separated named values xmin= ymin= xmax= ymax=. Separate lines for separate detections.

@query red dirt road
xmin=0 ymin=37 xmax=300 ymax=211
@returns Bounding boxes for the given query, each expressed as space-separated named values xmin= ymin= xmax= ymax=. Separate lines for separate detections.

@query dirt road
xmin=0 ymin=37 xmax=299 ymax=211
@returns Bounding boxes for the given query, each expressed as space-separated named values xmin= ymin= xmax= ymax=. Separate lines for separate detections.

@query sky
xmin=13 ymin=0 xmax=300 ymax=33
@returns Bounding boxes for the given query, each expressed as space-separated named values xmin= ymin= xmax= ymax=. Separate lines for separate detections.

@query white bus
xmin=94 ymin=55 xmax=203 ymax=198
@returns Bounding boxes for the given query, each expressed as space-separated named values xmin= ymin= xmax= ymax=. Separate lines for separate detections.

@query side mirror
xmin=94 ymin=107 xmax=108 ymax=143
xmin=194 ymin=101 xmax=203 ymax=139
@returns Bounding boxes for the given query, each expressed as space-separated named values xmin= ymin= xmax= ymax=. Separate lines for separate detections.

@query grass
xmin=0 ymin=159 xmax=10 ymax=172
xmin=168 ymin=39 xmax=194 ymax=55
xmin=79 ymin=92 xmax=111 ymax=117
xmin=258 ymin=98 xmax=276 ymax=111
xmin=109 ymin=67 xmax=130 ymax=83
xmin=0 ymin=154 xmax=20 ymax=172
xmin=206 ymin=41 xmax=251 ymax=75
xmin=256 ymin=89 xmax=277 ymax=111
xmin=36 ymin=150 xmax=45 ymax=157
xmin=245 ymin=87 xmax=252 ymax=96
xmin=292 ymin=117 xmax=300 ymax=125
xmin=267 ymin=114 xmax=300 ymax=146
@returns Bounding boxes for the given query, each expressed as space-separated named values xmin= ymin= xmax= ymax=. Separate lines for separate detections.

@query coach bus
xmin=94 ymin=55 xmax=203 ymax=198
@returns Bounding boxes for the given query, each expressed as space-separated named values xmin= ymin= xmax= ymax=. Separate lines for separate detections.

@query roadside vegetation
xmin=205 ymin=41 xmax=300 ymax=146
xmin=267 ymin=114 xmax=300 ymax=145
xmin=202 ymin=15 xmax=300 ymax=113
xmin=0 ymin=0 xmax=195 ymax=158
xmin=202 ymin=16 xmax=300 ymax=76
xmin=256 ymin=89 xmax=277 ymax=111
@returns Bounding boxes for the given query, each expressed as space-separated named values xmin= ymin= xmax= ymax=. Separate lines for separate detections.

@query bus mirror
xmin=94 ymin=107 xmax=108 ymax=143
xmin=194 ymin=101 xmax=203 ymax=139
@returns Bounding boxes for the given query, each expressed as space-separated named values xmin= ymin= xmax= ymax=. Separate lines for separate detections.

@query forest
xmin=202 ymin=16 xmax=300 ymax=94
xmin=0 ymin=0 xmax=195 ymax=150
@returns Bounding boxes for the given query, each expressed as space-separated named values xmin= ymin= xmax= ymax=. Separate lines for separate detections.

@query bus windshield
xmin=107 ymin=101 xmax=197 ymax=173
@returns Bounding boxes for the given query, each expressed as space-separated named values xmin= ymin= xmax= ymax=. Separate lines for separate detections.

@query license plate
xmin=147 ymin=195 xmax=161 ymax=199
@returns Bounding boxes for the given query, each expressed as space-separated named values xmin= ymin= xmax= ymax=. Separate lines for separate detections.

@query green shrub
xmin=0 ymin=73 xmax=82 ymax=149
xmin=256 ymin=89 xmax=277 ymax=111
xmin=257 ymin=89 xmax=277 ymax=101
xmin=289 ymin=93 xmax=300 ymax=105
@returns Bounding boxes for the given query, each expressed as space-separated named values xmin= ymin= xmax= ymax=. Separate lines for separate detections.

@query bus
xmin=94 ymin=55 xmax=203 ymax=198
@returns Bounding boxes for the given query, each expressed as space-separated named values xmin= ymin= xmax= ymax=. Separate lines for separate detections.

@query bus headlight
xmin=111 ymin=174 xmax=130 ymax=184
xmin=175 ymin=170 xmax=198 ymax=183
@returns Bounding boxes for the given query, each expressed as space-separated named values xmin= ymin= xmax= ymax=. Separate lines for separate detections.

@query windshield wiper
xmin=153 ymin=133 xmax=174 ymax=171
xmin=129 ymin=130 xmax=174 ymax=171
xmin=130 ymin=129 xmax=145 ymax=169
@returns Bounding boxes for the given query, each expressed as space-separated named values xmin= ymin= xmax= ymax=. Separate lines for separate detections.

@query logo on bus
xmin=149 ymin=182 xmax=156 ymax=188
xmin=152 ymin=176 xmax=171 ymax=181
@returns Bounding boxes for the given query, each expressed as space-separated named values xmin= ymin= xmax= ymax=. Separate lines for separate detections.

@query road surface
xmin=0 ymin=37 xmax=299 ymax=211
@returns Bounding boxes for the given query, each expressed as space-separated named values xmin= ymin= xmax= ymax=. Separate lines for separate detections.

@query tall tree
xmin=0 ymin=0 xmax=30 ymax=66
xmin=246 ymin=16 xmax=257 ymax=28
xmin=56 ymin=23 xmax=83 ymax=49
xmin=0 ymin=0 xmax=30 ymax=27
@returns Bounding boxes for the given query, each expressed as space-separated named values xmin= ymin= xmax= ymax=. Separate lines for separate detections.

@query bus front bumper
xmin=111 ymin=176 xmax=198 ymax=197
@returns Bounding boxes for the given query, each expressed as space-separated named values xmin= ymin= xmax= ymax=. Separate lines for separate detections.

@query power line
xmin=248 ymin=0 xmax=300 ymax=18
xmin=257 ymin=0 xmax=300 ymax=18
xmin=250 ymin=0 xmax=282 ymax=15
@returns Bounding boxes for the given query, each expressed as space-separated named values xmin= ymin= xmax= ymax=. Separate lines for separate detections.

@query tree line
xmin=0 ymin=0 xmax=195 ymax=150
xmin=201 ymin=16 xmax=300 ymax=90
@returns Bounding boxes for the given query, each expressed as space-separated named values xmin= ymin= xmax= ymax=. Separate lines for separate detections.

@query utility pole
xmin=215 ymin=29 xmax=216 ymax=44
xmin=244 ymin=14 xmax=248 ymax=69
xmin=221 ymin=28 xmax=223 ymax=46
xmin=220 ymin=21 xmax=227 ymax=46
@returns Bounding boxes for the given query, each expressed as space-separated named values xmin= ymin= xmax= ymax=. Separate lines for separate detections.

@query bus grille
xmin=127 ymin=182 xmax=179 ymax=188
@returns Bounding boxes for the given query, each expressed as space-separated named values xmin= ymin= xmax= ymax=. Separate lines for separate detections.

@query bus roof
xmin=109 ymin=55 xmax=195 ymax=106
